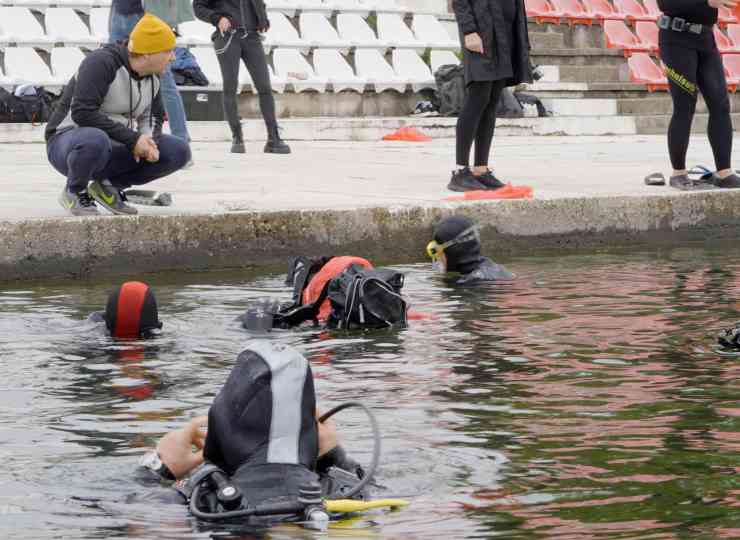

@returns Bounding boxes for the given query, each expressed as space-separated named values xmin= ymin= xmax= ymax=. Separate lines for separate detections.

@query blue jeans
xmin=109 ymin=7 xmax=191 ymax=143
xmin=47 ymin=127 xmax=191 ymax=192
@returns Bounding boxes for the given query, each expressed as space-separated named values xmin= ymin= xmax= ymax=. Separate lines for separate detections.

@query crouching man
xmin=46 ymin=13 xmax=190 ymax=216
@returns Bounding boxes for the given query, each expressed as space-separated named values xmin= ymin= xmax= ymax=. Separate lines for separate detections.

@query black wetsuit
xmin=456 ymin=257 xmax=515 ymax=284
xmin=658 ymin=0 xmax=732 ymax=171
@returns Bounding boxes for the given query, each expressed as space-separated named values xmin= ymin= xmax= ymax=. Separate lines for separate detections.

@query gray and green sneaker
xmin=88 ymin=179 xmax=138 ymax=215
xmin=58 ymin=188 xmax=100 ymax=216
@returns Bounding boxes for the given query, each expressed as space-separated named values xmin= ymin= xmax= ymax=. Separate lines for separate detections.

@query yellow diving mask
xmin=426 ymin=225 xmax=480 ymax=262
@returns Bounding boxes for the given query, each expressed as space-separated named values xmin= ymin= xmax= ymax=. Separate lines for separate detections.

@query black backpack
xmin=0 ymin=86 xmax=54 ymax=123
xmin=326 ymin=264 xmax=408 ymax=330
xmin=434 ymin=64 xmax=465 ymax=116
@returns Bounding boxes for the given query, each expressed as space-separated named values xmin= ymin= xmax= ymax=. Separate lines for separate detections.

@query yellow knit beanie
xmin=128 ymin=13 xmax=176 ymax=54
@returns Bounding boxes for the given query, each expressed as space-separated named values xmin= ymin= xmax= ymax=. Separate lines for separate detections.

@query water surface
xmin=0 ymin=246 xmax=738 ymax=539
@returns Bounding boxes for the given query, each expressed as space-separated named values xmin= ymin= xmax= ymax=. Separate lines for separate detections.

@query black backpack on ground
xmin=0 ymin=86 xmax=55 ymax=123
xmin=434 ymin=64 xmax=466 ymax=116
xmin=326 ymin=264 xmax=408 ymax=330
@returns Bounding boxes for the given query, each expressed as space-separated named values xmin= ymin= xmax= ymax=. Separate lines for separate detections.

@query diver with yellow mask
xmin=427 ymin=215 xmax=514 ymax=284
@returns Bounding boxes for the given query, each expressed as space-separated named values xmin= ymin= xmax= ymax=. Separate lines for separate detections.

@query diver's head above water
xmin=104 ymin=281 xmax=162 ymax=339
xmin=428 ymin=215 xmax=482 ymax=274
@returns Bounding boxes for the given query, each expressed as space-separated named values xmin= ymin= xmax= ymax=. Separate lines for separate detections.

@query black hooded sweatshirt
xmin=657 ymin=0 xmax=717 ymax=26
xmin=193 ymin=0 xmax=269 ymax=32
xmin=45 ymin=43 xmax=163 ymax=149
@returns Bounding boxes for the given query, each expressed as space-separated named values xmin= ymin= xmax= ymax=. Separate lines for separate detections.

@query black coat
xmin=452 ymin=0 xmax=532 ymax=86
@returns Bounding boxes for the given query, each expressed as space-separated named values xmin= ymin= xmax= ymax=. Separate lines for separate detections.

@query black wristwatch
xmin=140 ymin=451 xmax=176 ymax=481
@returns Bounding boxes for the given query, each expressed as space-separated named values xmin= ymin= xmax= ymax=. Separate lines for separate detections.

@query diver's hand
xmin=316 ymin=410 xmax=338 ymax=457
xmin=464 ymin=32 xmax=484 ymax=54
xmin=156 ymin=416 xmax=207 ymax=479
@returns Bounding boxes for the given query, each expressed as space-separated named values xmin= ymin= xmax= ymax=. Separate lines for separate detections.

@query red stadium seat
xmin=525 ymin=0 xmax=564 ymax=24
xmin=728 ymin=23 xmax=740 ymax=47
xmin=613 ymin=0 xmax=655 ymax=21
xmin=628 ymin=52 xmax=668 ymax=91
xmin=714 ymin=26 xmax=738 ymax=53
xmin=723 ymin=53 xmax=740 ymax=90
xmin=550 ymin=0 xmax=595 ymax=24
xmin=635 ymin=20 xmax=659 ymax=52
xmin=642 ymin=0 xmax=662 ymax=20
xmin=604 ymin=20 xmax=650 ymax=55
xmin=582 ymin=0 xmax=625 ymax=20
xmin=718 ymin=6 xmax=738 ymax=27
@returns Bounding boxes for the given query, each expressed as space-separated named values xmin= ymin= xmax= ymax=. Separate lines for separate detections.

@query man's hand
xmin=218 ymin=17 xmax=232 ymax=34
xmin=464 ymin=32 xmax=484 ymax=54
xmin=709 ymin=0 xmax=738 ymax=8
xmin=316 ymin=410 xmax=338 ymax=457
xmin=156 ymin=415 xmax=208 ymax=479
xmin=133 ymin=134 xmax=159 ymax=163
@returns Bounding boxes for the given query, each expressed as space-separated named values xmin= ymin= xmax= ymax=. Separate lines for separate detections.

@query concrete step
xmin=531 ymin=48 xmax=626 ymax=67
xmin=541 ymin=98 xmax=619 ymax=116
xmin=618 ymin=95 xmax=740 ymax=115
xmin=635 ymin=112 xmax=740 ymax=134
xmin=529 ymin=31 xmax=566 ymax=50
xmin=524 ymin=81 xmax=655 ymax=99
xmin=528 ymin=21 xmax=607 ymax=49
xmin=558 ymin=64 xmax=627 ymax=83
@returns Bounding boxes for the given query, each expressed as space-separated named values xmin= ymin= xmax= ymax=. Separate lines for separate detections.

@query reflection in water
xmin=0 ymin=247 xmax=739 ymax=539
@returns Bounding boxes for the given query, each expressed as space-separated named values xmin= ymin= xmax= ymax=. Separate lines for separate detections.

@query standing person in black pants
xmin=658 ymin=0 xmax=740 ymax=189
xmin=449 ymin=0 xmax=532 ymax=192
xmin=193 ymin=0 xmax=290 ymax=154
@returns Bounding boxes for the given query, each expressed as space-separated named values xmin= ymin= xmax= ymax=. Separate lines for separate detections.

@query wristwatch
xmin=140 ymin=451 xmax=176 ymax=481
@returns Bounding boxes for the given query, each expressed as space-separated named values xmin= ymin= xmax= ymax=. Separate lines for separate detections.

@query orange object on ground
xmin=445 ymin=184 xmax=534 ymax=201
xmin=302 ymin=256 xmax=373 ymax=321
xmin=382 ymin=126 xmax=432 ymax=142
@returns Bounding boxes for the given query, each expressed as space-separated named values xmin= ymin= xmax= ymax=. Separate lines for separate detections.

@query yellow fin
xmin=325 ymin=499 xmax=410 ymax=514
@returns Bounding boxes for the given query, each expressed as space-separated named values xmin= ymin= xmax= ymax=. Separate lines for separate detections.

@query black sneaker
xmin=713 ymin=173 xmax=740 ymax=188
xmin=447 ymin=168 xmax=488 ymax=192
xmin=477 ymin=170 xmax=505 ymax=190
xmin=89 ymin=179 xmax=138 ymax=215
xmin=669 ymin=174 xmax=715 ymax=191
xmin=58 ymin=188 xmax=99 ymax=216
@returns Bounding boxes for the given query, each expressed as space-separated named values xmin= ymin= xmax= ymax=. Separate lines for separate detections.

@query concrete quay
xmin=2 ymin=133 xmax=740 ymax=282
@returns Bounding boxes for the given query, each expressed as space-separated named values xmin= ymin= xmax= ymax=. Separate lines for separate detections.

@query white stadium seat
xmin=4 ymin=47 xmax=59 ymax=85
xmin=377 ymin=13 xmax=428 ymax=51
xmin=336 ymin=13 xmax=388 ymax=50
xmin=46 ymin=8 xmax=98 ymax=46
xmin=412 ymin=14 xmax=459 ymax=49
xmin=327 ymin=0 xmax=370 ymax=17
xmin=354 ymin=49 xmax=406 ymax=92
xmin=0 ymin=7 xmax=54 ymax=48
xmin=264 ymin=0 xmax=297 ymax=17
xmin=177 ymin=19 xmax=214 ymax=46
xmin=264 ymin=12 xmax=308 ymax=52
xmin=89 ymin=7 xmax=110 ymax=43
xmin=430 ymin=50 xmax=460 ymax=73
xmin=188 ymin=47 xmax=224 ymax=89
xmin=51 ymin=46 xmax=86 ymax=83
xmin=299 ymin=12 xmax=346 ymax=50
xmin=392 ymin=49 xmax=434 ymax=91
xmin=313 ymin=49 xmax=365 ymax=92
xmin=370 ymin=0 xmax=406 ymax=14
xmin=273 ymin=48 xmax=327 ymax=92
xmin=53 ymin=0 xmax=95 ymax=10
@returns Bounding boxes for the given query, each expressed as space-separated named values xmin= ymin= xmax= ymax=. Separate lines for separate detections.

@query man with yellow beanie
xmin=46 ymin=14 xmax=191 ymax=216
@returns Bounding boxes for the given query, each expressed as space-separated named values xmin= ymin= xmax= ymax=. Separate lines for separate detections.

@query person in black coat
xmin=450 ymin=0 xmax=532 ymax=192
xmin=657 ymin=0 xmax=740 ymax=190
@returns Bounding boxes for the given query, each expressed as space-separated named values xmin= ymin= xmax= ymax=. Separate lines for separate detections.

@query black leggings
xmin=456 ymin=80 xmax=506 ymax=167
xmin=660 ymin=31 xmax=733 ymax=171
xmin=214 ymin=30 xmax=277 ymax=131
